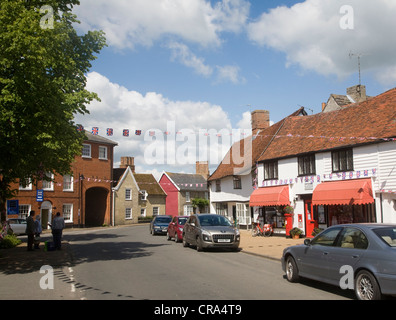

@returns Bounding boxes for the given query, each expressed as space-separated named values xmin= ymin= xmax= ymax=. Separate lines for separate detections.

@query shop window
xmin=298 ymin=154 xmax=316 ymax=176
xmin=332 ymin=148 xmax=353 ymax=172
xmin=264 ymin=160 xmax=278 ymax=180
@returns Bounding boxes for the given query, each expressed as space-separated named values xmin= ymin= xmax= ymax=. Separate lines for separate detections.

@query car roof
xmin=332 ymin=223 xmax=396 ymax=230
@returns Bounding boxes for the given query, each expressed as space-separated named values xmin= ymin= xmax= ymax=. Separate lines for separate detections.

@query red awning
xmin=312 ymin=178 xmax=374 ymax=206
xmin=249 ymin=186 xmax=290 ymax=207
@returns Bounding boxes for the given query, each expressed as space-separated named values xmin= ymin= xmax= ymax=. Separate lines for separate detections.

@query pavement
xmin=0 ymin=227 xmax=306 ymax=273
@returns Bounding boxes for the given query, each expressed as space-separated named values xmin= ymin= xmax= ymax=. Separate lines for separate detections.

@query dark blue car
xmin=150 ymin=215 xmax=172 ymax=235
xmin=282 ymin=223 xmax=396 ymax=300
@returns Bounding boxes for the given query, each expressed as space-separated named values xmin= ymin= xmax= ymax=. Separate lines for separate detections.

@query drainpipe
xmin=112 ymin=187 xmax=115 ymax=227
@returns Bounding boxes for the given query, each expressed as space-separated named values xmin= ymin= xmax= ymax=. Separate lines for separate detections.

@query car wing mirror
xmin=304 ymin=239 xmax=312 ymax=246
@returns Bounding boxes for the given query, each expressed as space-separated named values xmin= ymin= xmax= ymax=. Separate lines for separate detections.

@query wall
xmin=159 ymin=174 xmax=179 ymax=216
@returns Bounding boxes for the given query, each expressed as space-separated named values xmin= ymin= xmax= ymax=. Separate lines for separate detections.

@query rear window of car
xmin=373 ymin=227 xmax=396 ymax=247
xmin=155 ymin=217 xmax=172 ymax=223
xmin=178 ymin=217 xmax=188 ymax=225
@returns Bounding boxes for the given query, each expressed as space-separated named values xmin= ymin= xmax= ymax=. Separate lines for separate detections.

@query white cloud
xmin=215 ymin=65 xmax=246 ymax=84
xmin=168 ymin=41 xmax=213 ymax=77
xmin=73 ymin=0 xmax=250 ymax=49
xmin=247 ymin=0 xmax=396 ymax=85
xmin=75 ymin=72 xmax=238 ymax=172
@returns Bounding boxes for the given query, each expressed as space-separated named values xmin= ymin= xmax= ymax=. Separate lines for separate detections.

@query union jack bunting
xmin=135 ymin=130 xmax=142 ymax=136
xmin=123 ymin=129 xmax=129 ymax=137
xmin=76 ymin=124 xmax=84 ymax=132
xmin=92 ymin=127 xmax=99 ymax=135
xmin=106 ymin=128 xmax=113 ymax=136
xmin=149 ymin=131 xmax=155 ymax=136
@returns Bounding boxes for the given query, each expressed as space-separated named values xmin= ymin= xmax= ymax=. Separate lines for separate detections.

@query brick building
xmin=7 ymin=131 xmax=118 ymax=228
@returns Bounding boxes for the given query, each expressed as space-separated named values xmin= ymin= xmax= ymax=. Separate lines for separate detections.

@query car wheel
xmin=175 ymin=234 xmax=180 ymax=243
xmin=182 ymin=235 xmax=189 ymax=247
xmin=285 ymin=256 xmax=299 ymax=283
xmin=355 ymin=270 xmax=382 ymax=300
xmin=196 ymin=237 xmax=203 ymax=252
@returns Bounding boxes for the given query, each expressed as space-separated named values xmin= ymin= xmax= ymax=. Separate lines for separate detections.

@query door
xmin=305 ymin=200 xmax=317 ymax=238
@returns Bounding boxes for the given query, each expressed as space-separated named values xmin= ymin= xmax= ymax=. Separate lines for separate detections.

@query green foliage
xmin=290 ymin=227 xmax=303 ymax=237
xmin=0 ymin=234 xmax=22 ymax=249
xmin=0 ymin=0 xmax=106 ymax=218
xmin=192 ymin=198 xmax=210 ymax=212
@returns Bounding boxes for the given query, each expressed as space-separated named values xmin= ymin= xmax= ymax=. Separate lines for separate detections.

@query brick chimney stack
xmin=251 ymin=110 xmax=270 ymax=135
xmin=196 ymin=161 xmax=209 ymax=180
xmin=120 ymin=156 xmax=135 ymax=173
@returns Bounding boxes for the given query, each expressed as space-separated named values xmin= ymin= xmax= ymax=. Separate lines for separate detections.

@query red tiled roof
xmin=208 ymin=108 xmax=306 ymax=181
xmin=258 ymin=88 xmax=396 ymax=162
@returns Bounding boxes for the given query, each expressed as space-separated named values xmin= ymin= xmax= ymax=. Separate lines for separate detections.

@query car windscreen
xmin=373 ymin=227 xmax=396 ymax=247
xmin=178 ymin=217 xmax=188 ymax=225
xmin=198 ymin=215 xmax=232 ymax=227
xmin=155 ymin=217 xmax=172 ymax=223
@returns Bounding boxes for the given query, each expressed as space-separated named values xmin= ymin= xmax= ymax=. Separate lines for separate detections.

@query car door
xmin=169 ymin=217 xmax=176 ymax=237
xmin=185 ymin=216 xmax=196 ymax=243
xmin=326 ymin=227 xmax=368 ymax=284
xmin=298 ymin=227 xmax=343 ymax=281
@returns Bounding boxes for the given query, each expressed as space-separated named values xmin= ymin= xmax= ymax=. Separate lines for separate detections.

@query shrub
xmin=0 ymin=234 xmax=22 ymax=249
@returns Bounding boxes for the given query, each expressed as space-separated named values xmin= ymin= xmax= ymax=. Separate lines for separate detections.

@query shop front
xmin=312 ymin=178 xmax=376 ymax=228
xmin=249 ymin=185 xmax=291 ymax=236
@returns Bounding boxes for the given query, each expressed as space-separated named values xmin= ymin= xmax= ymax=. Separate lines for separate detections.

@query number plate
xmin=217 ymin=239 xmax=231 ymax=243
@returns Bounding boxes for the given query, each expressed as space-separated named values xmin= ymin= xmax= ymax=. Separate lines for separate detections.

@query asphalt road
xmin=60 ymin=225 xmax=353 ymax=301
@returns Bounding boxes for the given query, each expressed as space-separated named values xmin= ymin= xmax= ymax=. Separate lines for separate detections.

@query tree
xmin=192 ymin=198 xmax=210 ymax=213
xmin=0 ymin=0 xmax=106 ymax=220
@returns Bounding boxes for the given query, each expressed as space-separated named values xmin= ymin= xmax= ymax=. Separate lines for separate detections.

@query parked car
xmin=182 ymin=214 xmax=240 ymax=252
xmin=149 ymin=215 xmax=172 ymax=235
xmin=167 ymin=216 xmax=188 ymax=242
xmin=281 ymin=223 xmax=396 ymax=300
xmin=7 ymin=218 xmax=27 ymax=236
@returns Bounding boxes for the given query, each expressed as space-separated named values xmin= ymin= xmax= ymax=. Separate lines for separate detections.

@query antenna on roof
xmin=349 ymin=51 xmax=363 ymax=86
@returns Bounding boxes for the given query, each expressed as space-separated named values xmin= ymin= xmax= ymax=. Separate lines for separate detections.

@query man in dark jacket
xmin=25 ymin=211 xmax=36 ymax=251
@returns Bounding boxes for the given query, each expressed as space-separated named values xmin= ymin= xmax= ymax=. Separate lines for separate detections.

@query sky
xmin=72 ymin=0 xmax=396 ymax=179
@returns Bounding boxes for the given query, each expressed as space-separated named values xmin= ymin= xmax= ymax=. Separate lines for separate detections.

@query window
xmin=82 ymin=144 xmax=91 ymax=158
xmin=332 ymin=149 xmax=353 ymax=172
xmin=298 ymin=154 xmax=316 ymax=176
xmin=141 ymin=208 xmax=146 ymax=217
xmin=311 ymin=227 xmax=342 ymax=246
xmin=233 ymin=176 xmax=242 ymax=189
xmin=184 ymin=205 xmax=194 ymax=216
xmin=125 ymin=189 xmax=132 ymax=200
xmin=140 ymin=190 xmax=147 ymax=201
xmin=42 ymin=172 xmax=54 ymax=191
xmin=125 ymin=208 xmax=132 ymax=220
xmin=152 ymin=207 xmax=159 ymax=216
xmin=215 ymin=180 xmax=221 ymax=192
xmin=63 ymin=204 xmax=73 ymax=222
xmin=99 ymin=146 xmax=107 ymax=160
xmin=19 ymin=204 xmax=30 ymax=219
xmin=185 ymin=192 xmax=191 ymax=202
xmin=264 ymin=161 xmax=278 ymax=180
xmin=19 ymin=178 xmax=32 ymax=190
xmin=337 ymin=227 xmax=368 ymax=249
xmin=63 ymin=175 xmax=73 ymax=191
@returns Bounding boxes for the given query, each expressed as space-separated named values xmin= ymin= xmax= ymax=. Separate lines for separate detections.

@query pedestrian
xmin=34 ymin=215 xmax=42 ymax=249
xmin=25 ymin=211 xmax=36 ymax=251
xmin=48 ymin=212 xmax=64 ymax=250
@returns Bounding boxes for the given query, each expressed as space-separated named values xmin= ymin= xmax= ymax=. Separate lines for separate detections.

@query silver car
xmin=281 ymin=223 xmax=396 ymax=300
xmin=7 ymin=218 xmax=27 ymax=235
xmin=182 ymin=214 xmax=240 ymax=252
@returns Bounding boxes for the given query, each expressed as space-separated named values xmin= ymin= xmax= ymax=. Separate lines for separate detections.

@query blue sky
xmin=72 ymin=0 xmax=396 ymax=177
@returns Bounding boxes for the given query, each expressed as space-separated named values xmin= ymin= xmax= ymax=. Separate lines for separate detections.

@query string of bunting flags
xmin=78 ymin=124 xmax=396 ymax=142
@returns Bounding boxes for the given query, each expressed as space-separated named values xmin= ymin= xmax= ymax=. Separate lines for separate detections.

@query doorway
xmin=40 ymin=201 xmax=52 ymax=230
xmin=304 ymin=199 xmax=318 ymax=238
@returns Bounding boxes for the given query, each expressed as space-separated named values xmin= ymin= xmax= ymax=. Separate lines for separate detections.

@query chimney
xmin=347 ymin=85 xmax=367 ymax=103
xmin=120 ymin=156 xmax=135 ymax=173
xmin=251 ymin=110 xmax=270 ymax=135
xmin=196 ymin=161 xmax=209 ymax=180
xmin=322 ymin=102 xmax=326 ymax=111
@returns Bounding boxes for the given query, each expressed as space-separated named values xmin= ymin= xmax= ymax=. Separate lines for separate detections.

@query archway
xmin=85 ymin=187 xmax=108 ymax=227
xmin=40 ymin=201 xmax=52 ymax=230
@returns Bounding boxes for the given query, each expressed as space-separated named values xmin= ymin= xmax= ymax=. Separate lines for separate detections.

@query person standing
xmin=49 ymin=212 xmax=65 ymax=250
xmin=25 ymin=211 xmax=36 ymax=251
xmin=34 ymin=215 xmax=42 ymax=249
